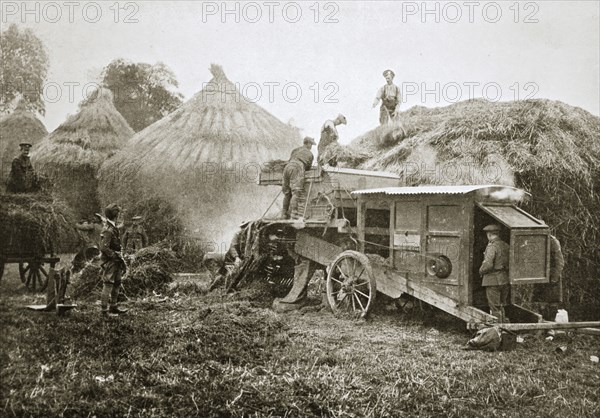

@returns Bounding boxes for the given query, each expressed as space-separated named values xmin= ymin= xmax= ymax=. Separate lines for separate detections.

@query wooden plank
xmin=499 ymin=321 xmax=600 ymax=331
xmin=363 ymin=227 xmax=390 ymax=236
xmin=371 ymin=263 xmax=495 ymax=324
xmin=294 ymin=231 xmax=342 ymax=267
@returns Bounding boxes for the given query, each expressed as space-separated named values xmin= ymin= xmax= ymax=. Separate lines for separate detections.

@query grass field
xmin=1 ymin=263 xmax=598 ymax=418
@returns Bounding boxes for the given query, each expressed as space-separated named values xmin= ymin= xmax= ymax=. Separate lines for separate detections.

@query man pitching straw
xmin=281 ymin=137 xmax=315 ymax=219
xmin=479 ymin=224 xmax=510 ymax=323
xmin=317 ymin=114 xmax=346 ymax=167
xmin=372 ymin=69 xmax=401 ymax=125
xmin=100 ymin=203 xmax=128 ymax=316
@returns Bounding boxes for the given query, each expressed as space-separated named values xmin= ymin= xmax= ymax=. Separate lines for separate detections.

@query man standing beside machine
xmin=281 ymin=137 xmax=316 ymax=219
xmin=479 ymin=224 xmax=510 ymax=323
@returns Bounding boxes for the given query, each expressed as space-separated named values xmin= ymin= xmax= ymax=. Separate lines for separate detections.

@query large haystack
xmin=32 ymin=88 xmax=134 ymax=219
xmin=350 ymin=99 xmax=600 ymax=307
xmin=0 ymin=99 xmax=47 ymax=184
xmin=99 ymin=64 xmax=301 ymax=245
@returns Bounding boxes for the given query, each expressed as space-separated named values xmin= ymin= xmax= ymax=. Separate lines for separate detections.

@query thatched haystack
xmin=32 ymin=88 xmax=134 ymax=219
xmin=350 ymin=99 xmax=600 ymax=307
xmin=0 ymin=99 xmax=47 ymax=184
xmin=99 ymin=64 xmax=301 ymax=245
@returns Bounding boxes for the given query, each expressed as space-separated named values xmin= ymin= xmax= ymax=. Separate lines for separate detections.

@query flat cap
xmin=303 ymin=136 xmax=317 ymax=145
xmin=383 ymin=69 xmax=395 ymax=78
xmin=19 ymin=142 xmax=32 ymax=148
xmin=483 ymin=224 xmax=502 ymax=232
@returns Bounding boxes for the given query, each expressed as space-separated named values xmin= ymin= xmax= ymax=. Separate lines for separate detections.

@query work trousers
xmin=281 ymin=163 xmax=304 ymax=219
xmin=485 ymin=284 xmax=510 ymax=323
xmin=101 ymin=261 xmax=123 ymax=311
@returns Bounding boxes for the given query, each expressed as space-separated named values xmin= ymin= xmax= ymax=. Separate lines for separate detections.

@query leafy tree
xmin=102 ymin=59 xmax=184 ymax=132
xmin=0 ymin=24 xmax=49 ymax=115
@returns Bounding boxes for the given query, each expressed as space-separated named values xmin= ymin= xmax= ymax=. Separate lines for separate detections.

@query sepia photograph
xmin=1 ymin=1 xmax=599 ymax=416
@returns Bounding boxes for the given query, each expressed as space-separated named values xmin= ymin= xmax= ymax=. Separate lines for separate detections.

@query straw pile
xmin=32 ymin=88 xmax=134 ymax=219
xmin=0 ymin=99 xmax=47 ymax=184
xmin=99 ymin=64 xmax=301 ymax=245
xmin=0 ymin=191 xmax=80 ymax=256
xmin=349 ymin=99 xmax=600 ymax=306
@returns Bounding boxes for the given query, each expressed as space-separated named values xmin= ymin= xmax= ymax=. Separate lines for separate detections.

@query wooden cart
xmin=0 ymin=246 xmax=59 ymax=292
xmin=255 ymin=166 xmax=586 ymax=330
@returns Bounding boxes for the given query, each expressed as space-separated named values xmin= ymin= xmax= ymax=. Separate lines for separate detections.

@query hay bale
xmin=32 ymin=88 xmax=134 ymax=219
xmin=0 ymin=191 xmax=80 ymax=256
xmin=124 ymin=263 xmax=174 ymax=297
xmin=352 ymin=99 xmax=600 ymax=307
xmin=130 ymin=246 xmax=178 ymax=271
xmin=69 ymin=263 xmax=103 ymax=300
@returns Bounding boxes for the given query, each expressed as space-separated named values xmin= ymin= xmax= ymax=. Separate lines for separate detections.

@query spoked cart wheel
xmin=327 ymin=250 xmax=377 ymax=319
xmin=19 ymin=260 xmax=50 ymax=292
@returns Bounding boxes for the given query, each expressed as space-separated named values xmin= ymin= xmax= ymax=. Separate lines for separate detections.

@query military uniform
xmin=123 ymin=221 xmax=148 ymax=254
xmin=479 ymin=225 xmax=510 ymax=322
xmin=100 ymin=217 xmax=126 ymax=314
xmin=282 ymin=140 xmax=315 ymax=219
xmin=6 ymin=154 xmax=38 ymax=193
xmin=533 ymin=235 xmax=565 ymax=319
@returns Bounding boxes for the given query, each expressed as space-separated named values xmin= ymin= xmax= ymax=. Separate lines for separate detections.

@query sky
xmin=2 ymin=0 xmax=599 ymax=143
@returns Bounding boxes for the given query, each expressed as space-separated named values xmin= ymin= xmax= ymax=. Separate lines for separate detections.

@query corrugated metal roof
xmin=323 ymin=166 xmax=401 ymax=179
xmin=352 ymin=185 xmax=521 ymax=196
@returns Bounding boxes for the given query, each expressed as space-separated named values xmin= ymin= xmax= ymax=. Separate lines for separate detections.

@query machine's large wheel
xmin=19 ymin=261 xmax=49 ymax=292
xmin=327 ymin=250 xmax=377 ymax=318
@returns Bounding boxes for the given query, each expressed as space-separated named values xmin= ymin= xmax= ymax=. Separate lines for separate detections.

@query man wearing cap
xmin=479 ymin=224 xmax=510 ymax=323
xmin=373 ymin=69 xmax=401 ymax=125
xmin=122 ymin=216 xmax=149 ymax=254
xmin=6 ymin=142 xmax=39 ymax=193
xmin=100 ymin=203 xmax=128 ymax=315
xmin=282 ymin=137 xmax=315 ymax=219
xmin=209 ymin=221 xmax=251 ymax=290
xmin=317 ymin=114 xmax=347 ymax=167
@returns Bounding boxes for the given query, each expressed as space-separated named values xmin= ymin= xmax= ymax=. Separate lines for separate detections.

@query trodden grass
xmin=1 ymin=267 xmax=598 ymax=417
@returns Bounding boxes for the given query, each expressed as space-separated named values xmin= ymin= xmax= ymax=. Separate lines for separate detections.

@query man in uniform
xmin=123 ymin=216 xmax=149 ymax=254
xmin=6 ymin=142 xmax=39 ymax=193
xmin=372 ymin=69 xmax=401 ymax=125
xmin=281 ymin=137 xmax=315 ymax=219
xmin=479 ymin=224 xmax=510 ymax=323
xmin=208 ymin=221 xmax=251 ymax=291
xmin=533 ymin=234 xmax=565 ymax=320
xmin=317 ymin=114 xmax=347 ymax=167
xmin=100 ymin=203 xmax=128 ymax=315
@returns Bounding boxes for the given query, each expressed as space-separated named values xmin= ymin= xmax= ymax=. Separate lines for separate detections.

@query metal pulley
xmin=426 ymin=254 xmax=453 ymax=279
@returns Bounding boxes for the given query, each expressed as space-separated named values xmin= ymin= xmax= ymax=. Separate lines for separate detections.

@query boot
xmin=108 ymin=306 xmax=128 ymax=315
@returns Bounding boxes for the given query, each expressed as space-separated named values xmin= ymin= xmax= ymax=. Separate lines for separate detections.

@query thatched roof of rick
xmin=0 ymin=98 xmax=47 ymax=180
xmin=105 ymin=64 xmax=301 ymax=174
xmin=33 ymin=87 xmax=134 ymax=172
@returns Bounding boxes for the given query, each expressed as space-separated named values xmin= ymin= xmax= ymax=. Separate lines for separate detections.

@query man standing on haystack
xmin=123 ymin=216 xmax=149 ymax=254
xmin=372 ymin=69 xmax=401 ymax=125
xmin=6 ymin=142 xmax=40 ymax=193
xmin=479 ymin=224 xmax=510 ymax=323
xmin=281 ymin=137 xmax=316 ymax=219
xmin=100 ymin=203 xmax=128 ymax=316
xmin=317 ymin=114 xmax=347 ymax=167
